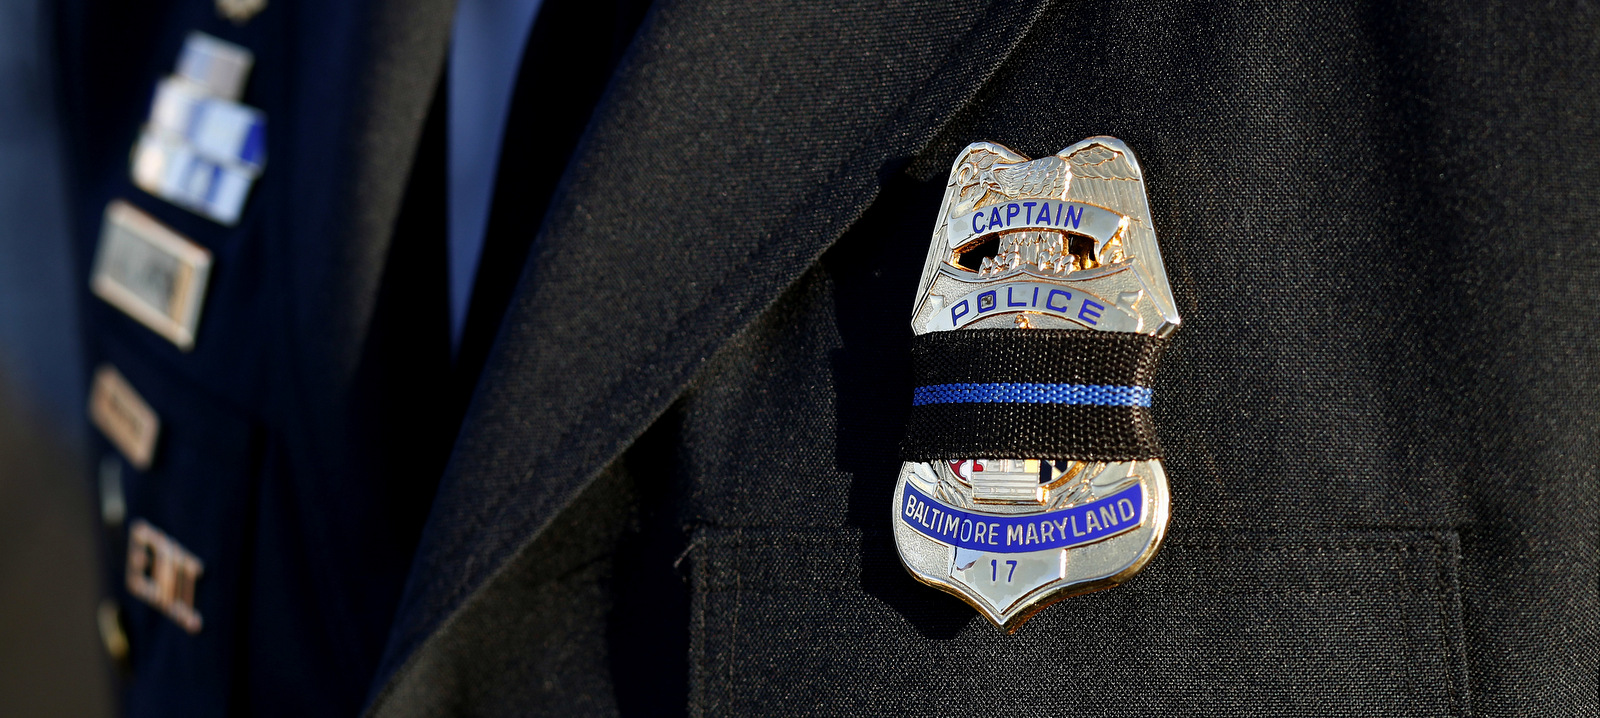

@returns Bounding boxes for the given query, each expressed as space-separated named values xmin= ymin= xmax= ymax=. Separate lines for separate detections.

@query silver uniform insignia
xmin=893 ymin=137 xmax=1179 ymax=631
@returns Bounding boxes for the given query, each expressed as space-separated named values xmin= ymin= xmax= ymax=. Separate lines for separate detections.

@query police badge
xmin=894 ymin=137 xmax=1179 ymax=631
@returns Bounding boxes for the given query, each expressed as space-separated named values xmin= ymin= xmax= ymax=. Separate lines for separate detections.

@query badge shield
xmin=893 ymin=137 xmax=1179 ymax=631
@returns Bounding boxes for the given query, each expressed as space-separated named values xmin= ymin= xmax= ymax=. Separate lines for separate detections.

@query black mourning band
xmin=900 ymin=329 xmax=1168 ymax=462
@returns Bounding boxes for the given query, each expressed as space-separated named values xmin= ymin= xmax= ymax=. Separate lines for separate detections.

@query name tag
xmin=90 ymin=200 xmax=213 ymax=350
xmin=88 ymin=365 xmax=160 ymax=470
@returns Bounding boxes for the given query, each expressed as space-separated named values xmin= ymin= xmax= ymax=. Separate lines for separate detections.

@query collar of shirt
xmin=448 ymin=0 xmax=546 ymax=354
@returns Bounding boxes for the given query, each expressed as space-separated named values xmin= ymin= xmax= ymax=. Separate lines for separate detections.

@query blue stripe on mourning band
xmin=911 ymin=382 xmax=1153 ymax=407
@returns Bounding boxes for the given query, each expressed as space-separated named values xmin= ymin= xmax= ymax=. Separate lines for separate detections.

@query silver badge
xmin=893 ymin=137 xmax=1179 ymax=631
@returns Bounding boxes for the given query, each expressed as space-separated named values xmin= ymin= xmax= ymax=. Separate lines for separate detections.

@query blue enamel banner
xmin=900 ymin=480 xmax=1143 ymax=553
xmin=946 ymin=200 xmax=1125 ymax=253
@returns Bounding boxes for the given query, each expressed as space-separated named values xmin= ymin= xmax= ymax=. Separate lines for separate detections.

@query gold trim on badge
xmin=97 ymin=598 xmax=130 ymax=662
xmin=217 ymin=0 xmax=267 ymax=25
xmin=88 ymin=365 xmax=161 ymax=471
xmin=91 ymin=200 xmax=212 ymax=350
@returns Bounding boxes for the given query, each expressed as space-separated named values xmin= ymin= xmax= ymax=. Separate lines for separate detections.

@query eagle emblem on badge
xmin=893 ymin=137 xmax=1179 ymax=631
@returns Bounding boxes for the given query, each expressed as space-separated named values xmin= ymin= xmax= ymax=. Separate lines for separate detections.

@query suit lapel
xmin=278 ymin=0 xmax=455 ymax=468
xmin=372 ymin=0 xmax=1052 ymax=695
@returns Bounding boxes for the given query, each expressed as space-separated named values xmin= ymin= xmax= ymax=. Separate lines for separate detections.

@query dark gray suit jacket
xmin=362 ymin=0 xmax=1598 ymax=716
xmin=56 ymin=0 xmax=1598 ymax=715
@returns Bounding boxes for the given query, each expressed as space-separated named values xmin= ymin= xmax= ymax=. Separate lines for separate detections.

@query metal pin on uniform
xmin=893 ymin=138 xmax=1179 ymax=631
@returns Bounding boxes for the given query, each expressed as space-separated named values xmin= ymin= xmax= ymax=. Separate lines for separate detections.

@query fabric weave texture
xmin=903 ymin=328 xmax=1167 ymax=460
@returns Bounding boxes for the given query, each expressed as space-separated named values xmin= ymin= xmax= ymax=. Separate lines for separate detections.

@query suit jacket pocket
xmin=689 ymin=526 xmax=1469 ymax=717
